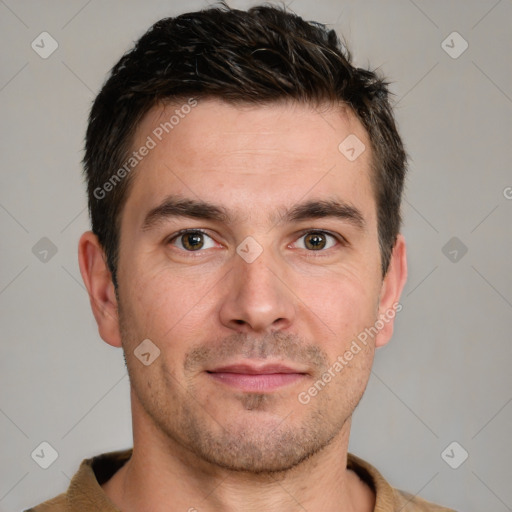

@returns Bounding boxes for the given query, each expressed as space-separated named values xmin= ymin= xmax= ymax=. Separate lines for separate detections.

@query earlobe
xmin=374 ymin=234 xmax=408 ymax=348
xmin=78 ymin=231 xmax=122 ymax=348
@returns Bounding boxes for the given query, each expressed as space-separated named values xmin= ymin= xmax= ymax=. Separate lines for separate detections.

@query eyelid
xmin=165 ymin=228 xmax=347 ymax=252
xmin=167 ymin=228 xmax=219 ymax=250
xmin=167 ymin=227 xmax=210 ymax=241
xmin=293 ymin=229 xmax=347 ymax=247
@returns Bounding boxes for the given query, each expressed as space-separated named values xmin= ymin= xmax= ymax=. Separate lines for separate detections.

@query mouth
xmin=206 ymin=362 xmax=308 ymax=393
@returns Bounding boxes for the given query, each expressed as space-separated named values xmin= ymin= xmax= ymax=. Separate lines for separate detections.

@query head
xmin=79 ymin=3 xmax=407 ymax=473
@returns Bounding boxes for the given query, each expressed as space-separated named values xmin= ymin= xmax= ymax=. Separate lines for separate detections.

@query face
xmin=107 ymin=99 xmax=403 ymax=473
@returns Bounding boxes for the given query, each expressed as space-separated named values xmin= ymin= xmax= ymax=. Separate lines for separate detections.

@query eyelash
xmin=167 ymin=229 xmax=218 ymax=251
xmin=166 ymin=229 xmax=346 ymax=253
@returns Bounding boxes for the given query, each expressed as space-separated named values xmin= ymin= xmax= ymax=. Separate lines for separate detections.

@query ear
xmin=374 ymin=234 xmax=407 ymax=348
xmin=78 ymin=231 xmax=122 ymax=348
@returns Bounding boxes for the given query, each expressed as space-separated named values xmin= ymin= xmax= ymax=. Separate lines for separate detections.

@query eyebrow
xmin=141 ymin=196 xmax=229 ymax=231
xmin=141 ymin=195 xmax=365 ymax=232
xmin=283 ymin=199 xmax=365 ymax=228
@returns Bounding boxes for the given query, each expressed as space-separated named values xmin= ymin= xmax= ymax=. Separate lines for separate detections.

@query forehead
xmin=121 ymin=98 xmax=375 ymax=228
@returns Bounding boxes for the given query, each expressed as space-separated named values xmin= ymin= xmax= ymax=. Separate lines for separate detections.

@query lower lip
xmin=208 ymin=372 xmax=305 ymax=392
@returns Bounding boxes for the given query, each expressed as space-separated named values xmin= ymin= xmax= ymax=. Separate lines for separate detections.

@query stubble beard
xmin=174 ymin=386 xmax=353 ymax=475
xmin=120 ymin=309 xmax=370 ymax=475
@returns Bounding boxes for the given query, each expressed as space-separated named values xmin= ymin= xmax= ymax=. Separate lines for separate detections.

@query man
xmin=27 ymin=3 xmax=456 ymax=511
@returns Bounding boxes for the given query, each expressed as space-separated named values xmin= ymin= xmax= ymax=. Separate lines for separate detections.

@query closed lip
xmin=207 ymin=363 xmax=308 ymax=375
xmin=206 ymin=362 xmax=308 ymax=392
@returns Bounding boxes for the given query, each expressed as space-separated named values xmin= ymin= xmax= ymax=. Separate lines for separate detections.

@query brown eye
xmin=294 ymin=231 xmax=338 ymax=251
xmin=170 ymin=230 xmax=217 ymax=251
xmin=305 ymin=232 xmax=329 ymax=250
xmin=182 ymin=232 xmax=204 ymax=250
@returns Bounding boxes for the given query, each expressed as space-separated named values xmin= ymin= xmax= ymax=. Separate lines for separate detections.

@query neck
xmin=102 ymin=393 xmax=375 ymax=512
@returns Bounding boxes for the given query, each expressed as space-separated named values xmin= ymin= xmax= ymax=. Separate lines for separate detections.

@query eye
xmin=169 ymin=230 xmax=217 ymax=251
xmin=293 ymin=231 xmax=338 ymax=251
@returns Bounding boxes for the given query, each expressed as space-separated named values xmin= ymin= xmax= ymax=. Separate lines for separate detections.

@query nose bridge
xmin=218 ymin=241 xmax=295 ymax=332
xmin=239 ymin=251 xmax=278 ymax=300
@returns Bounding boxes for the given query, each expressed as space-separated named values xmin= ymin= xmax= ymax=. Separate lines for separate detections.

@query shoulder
xmin=23 ymin=493 xmax=68 ymax=511
xmin=23 ymin=449 xmax=131 ymax=512
xmin=394 ymin=488 xmax=458 ymax=511
xmin=347 ymin=452 xmax=457 ymax=512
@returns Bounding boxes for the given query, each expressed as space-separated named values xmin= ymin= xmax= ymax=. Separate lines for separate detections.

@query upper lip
xmin=208 ymin=362 xmax=307 ymax=375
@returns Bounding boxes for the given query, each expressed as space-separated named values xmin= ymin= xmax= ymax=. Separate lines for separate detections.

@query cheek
xmin=121 ymin=265 xmax=219 ymax=354
xmin=292 ymin=268 xmax=381 ymax=341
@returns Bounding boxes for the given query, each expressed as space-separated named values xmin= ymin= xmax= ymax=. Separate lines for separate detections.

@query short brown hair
xmin=84 ymin=2 xmax=407 ymax=287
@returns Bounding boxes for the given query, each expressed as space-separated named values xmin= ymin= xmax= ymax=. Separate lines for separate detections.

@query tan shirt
xmin=25 ymin=449 xmax=456 ymax=511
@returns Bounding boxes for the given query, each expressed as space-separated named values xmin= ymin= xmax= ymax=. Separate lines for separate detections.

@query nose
xmin=218 ymin=247 xmax=296 ymax=334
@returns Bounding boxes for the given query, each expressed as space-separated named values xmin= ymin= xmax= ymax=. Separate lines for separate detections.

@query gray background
xmin=1 ymin=0 xmax=511 ymax=511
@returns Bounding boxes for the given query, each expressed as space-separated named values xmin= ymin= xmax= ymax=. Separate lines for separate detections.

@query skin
xmin=78 ymin=98 xmax=407 ymax=512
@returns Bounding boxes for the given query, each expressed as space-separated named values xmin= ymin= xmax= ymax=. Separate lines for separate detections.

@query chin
xmin=176 ymin=405 xmax=345 ymax=475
